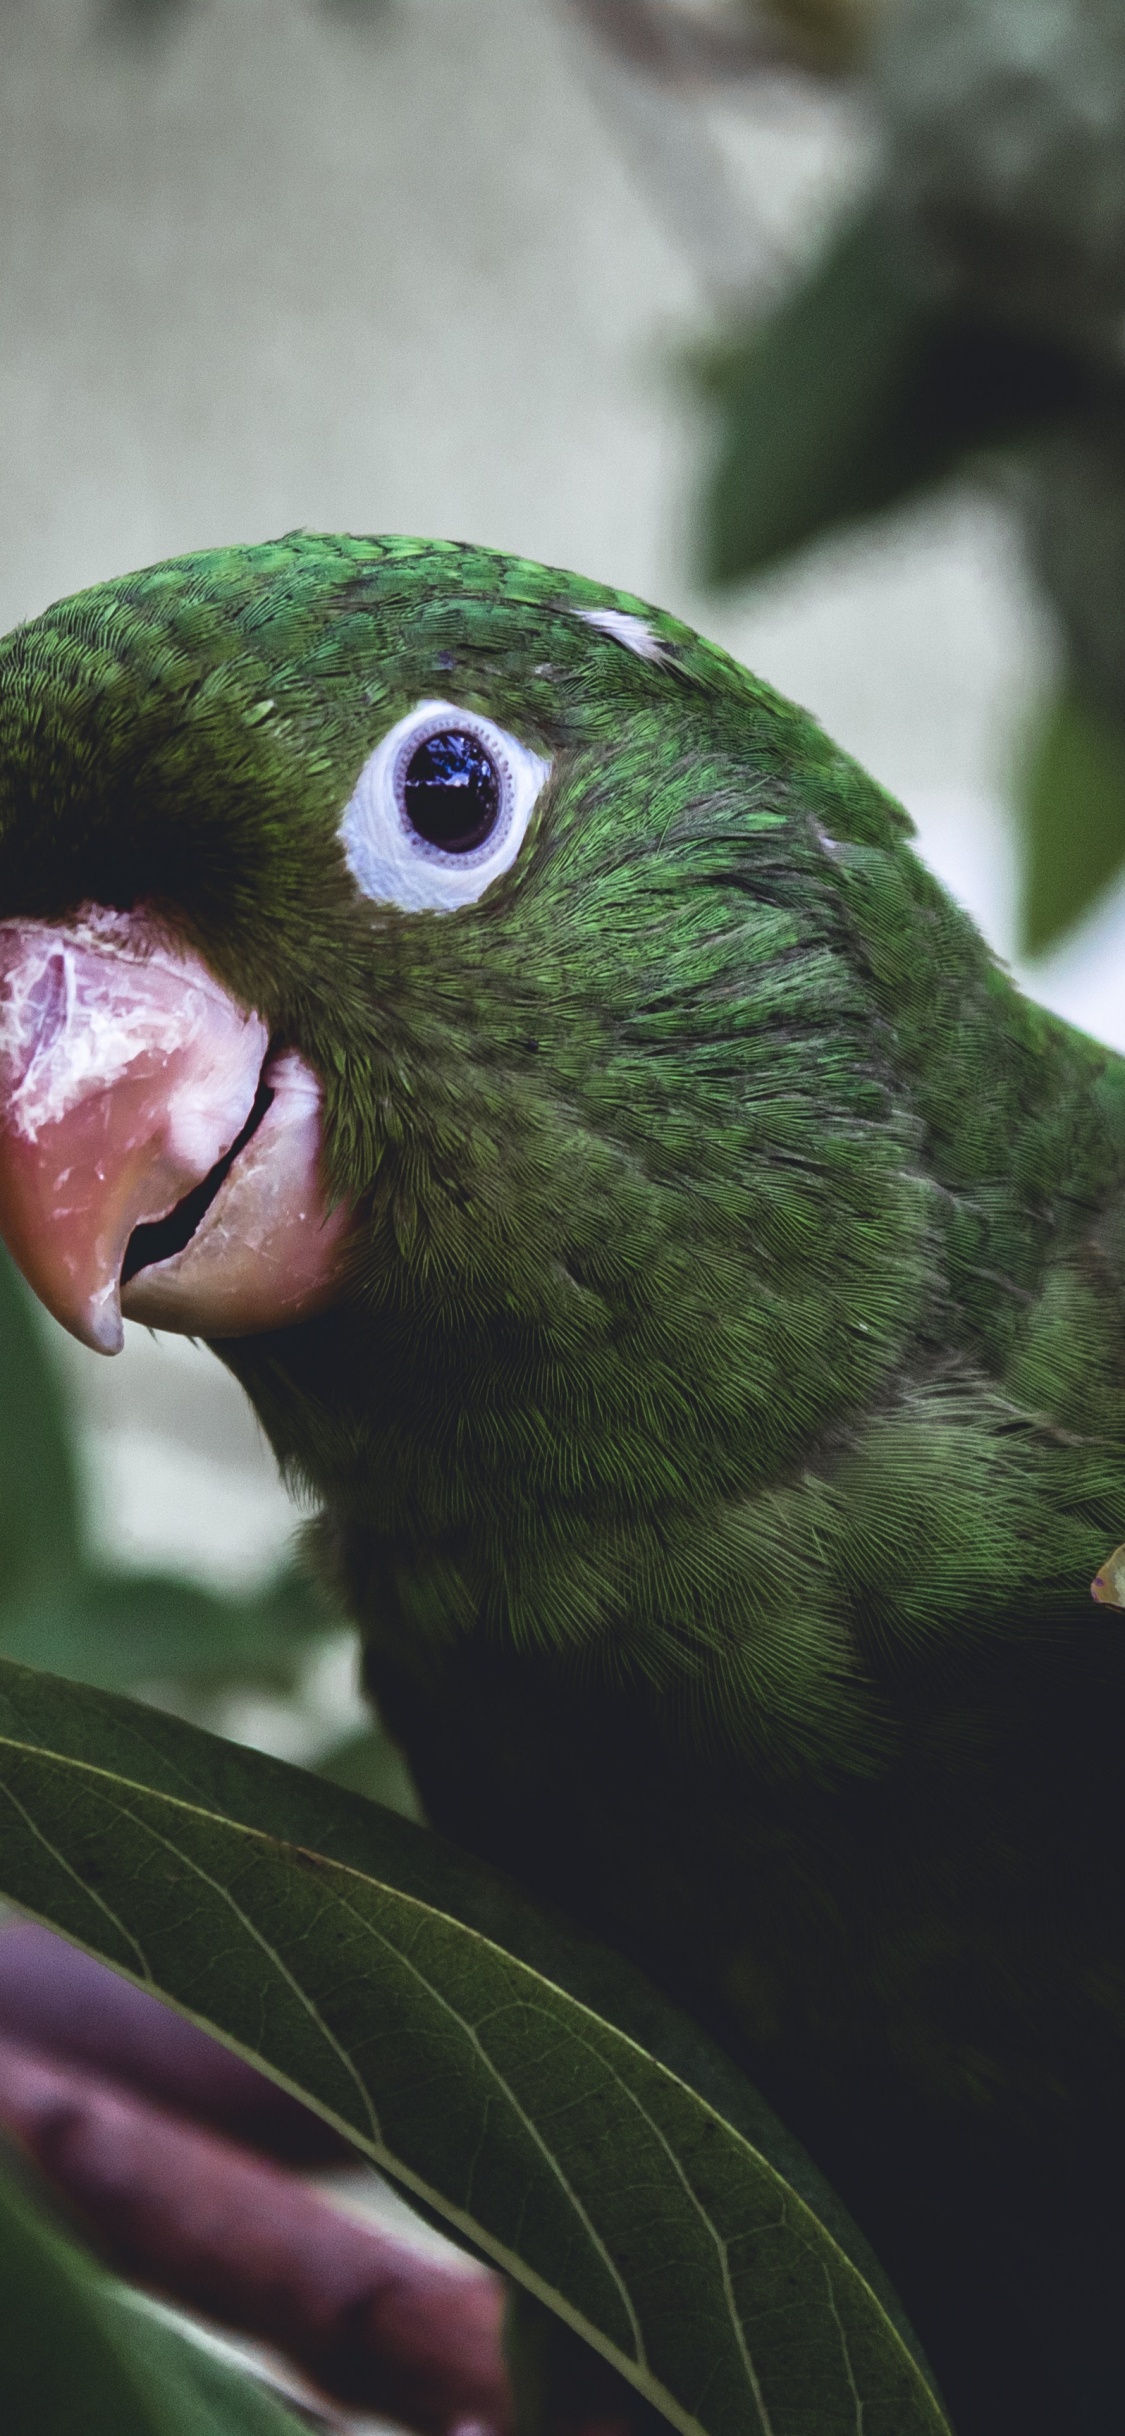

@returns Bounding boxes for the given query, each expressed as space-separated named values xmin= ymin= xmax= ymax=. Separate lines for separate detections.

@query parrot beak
xmin=0 ymin=908 xmax=353 ymax=1354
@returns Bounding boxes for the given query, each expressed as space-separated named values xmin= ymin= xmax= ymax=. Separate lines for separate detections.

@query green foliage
xmin=1020 ymin=680 xmax=1125 ymax=955
xmin=694 ymin=4 xmax=1125 ymax=957
xmin=0 ymin=1655 xmax=929 ymax=2361
xmin=700 ymin=206 xmax=1095 ymax=587
xmin=0 ymin=1245 xmax=347 ymax=1700
xmin=0 ymin=1657 xmax=949 ymax=2436
xmin=875 ymin=0 xmax=1125 ymax=360
xmin=0 ymin=1564 xmax=340 ymax=1699
xmin=316 ymin=1718 xmax=421 ymax=1814
xmin=0 ymin=1254 xmax=373 ymax=2422
xmin=0 ymin=1251 xmax=82 ymax=1596
xmin=0 ymin=2145 xmax=310 ymax=2436
xmin=761 ymin=0 xmax=879 ymax=70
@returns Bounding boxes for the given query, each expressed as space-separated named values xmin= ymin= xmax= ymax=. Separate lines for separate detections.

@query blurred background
xmin=2 ymin=1 xmax=1124 ymax=2423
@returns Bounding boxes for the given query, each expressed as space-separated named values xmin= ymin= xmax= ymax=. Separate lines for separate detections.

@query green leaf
xmin=700 ymin=202 xmax=1095 ymax=584
xmin=0 ymin=1661 xmax=949 ymax=2436
xmin=0 ymin=2144 xmax=312 ymax=2436
xmin=1019 ymin=679 xmax=1125 ymax=954
xmin=752 ymin=0 xmax=874 ymax=72
xmin=0 ymin=1565 xmax=342 ymax=1696
xmin=102 ymin=2305 xmax=322 ymax=2436
xmin=316 ymin=1720 xmax=421 ymax=1817
xmin=0 ymin=1656 xmax=914 ymax=2329
xmin=0 ymin=1241 xmax=344 ymax=1703
xmin=0 ymin=1252 xmax=83 ymax=1599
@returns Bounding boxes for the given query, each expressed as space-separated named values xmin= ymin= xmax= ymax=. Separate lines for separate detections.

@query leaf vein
xmin=119 ymin=1806 xmax=383 ymax=2149
xmin=0 ymin=1775 xmax=151 ymax=1983
xmin=329 ymin=1888 xmax=649 ymax=2370
xmin=823 ymin=2261 xmax=865 ymax=2436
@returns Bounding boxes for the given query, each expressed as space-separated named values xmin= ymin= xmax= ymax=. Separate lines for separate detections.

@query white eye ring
xmin=338 ymin=699 xmax=550 ymax=914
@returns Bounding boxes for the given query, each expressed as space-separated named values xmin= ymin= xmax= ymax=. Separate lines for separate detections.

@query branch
xmin=0 ymin=1920 xmax=347 ymax=2164
xmin=0 ymin=2033 xmax=511 ymax=2434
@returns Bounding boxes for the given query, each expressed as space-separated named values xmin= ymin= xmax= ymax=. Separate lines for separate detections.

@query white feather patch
xmin=576 ymin=607 xmax=669 ymax=664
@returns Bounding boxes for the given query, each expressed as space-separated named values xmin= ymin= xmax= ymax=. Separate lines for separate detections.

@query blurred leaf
xmin=0 ymin=2143 xmax=313 ymax=2436
xmin=0 ymin=1660 xmax=946 ymax=2436
xmin=754 ymin=0 xmax=878 ymax=71
xmin=572 ymin=0 xmax=870 ymax=79
xmin=316 ymin=1720 xmax=421 ymax=1817
xmin=1019 ymin=680 xmax=1125 ymax=955
xmin=0 ymin=1566 xmax=343 ymax=1697
xmin=113 ymin=2312 xmax=324 ymax=2436
xmin=0 ymin=1241 xmax=353 ymax=1702
xmin=0 ymin=2144 xmax=164 ymax=2436
xmin=701 ymin=203 xmax=1097 ymax=584
xmin=0 ymin=1253 xmax=83 ymax=1598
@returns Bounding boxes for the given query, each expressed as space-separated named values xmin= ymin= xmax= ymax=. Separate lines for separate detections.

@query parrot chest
xmin=354 ymin=1552 xmax=1125 ymax=2132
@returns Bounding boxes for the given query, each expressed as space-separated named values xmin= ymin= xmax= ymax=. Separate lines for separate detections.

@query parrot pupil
xmin=402 ymin=729 xmax=501 ymax=854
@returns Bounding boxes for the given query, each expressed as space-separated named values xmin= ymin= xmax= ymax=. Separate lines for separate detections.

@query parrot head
xmin=0 ymin=533 xmax=937 ymax=1600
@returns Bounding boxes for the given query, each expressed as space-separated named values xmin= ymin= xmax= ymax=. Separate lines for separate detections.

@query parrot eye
xmin=339 ymin=699 xmax=550 ymax=913
xmin=401 ymin=729 xmax=500 ymax=853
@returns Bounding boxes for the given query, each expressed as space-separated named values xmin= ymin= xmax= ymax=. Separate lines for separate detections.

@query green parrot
xmin=0 ymin=533 xmax=1121 ymax=2436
